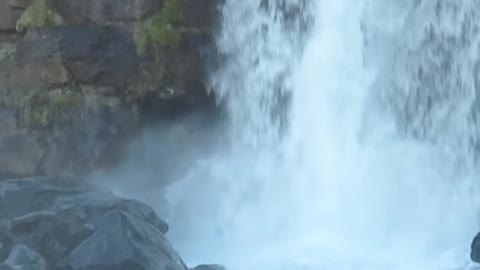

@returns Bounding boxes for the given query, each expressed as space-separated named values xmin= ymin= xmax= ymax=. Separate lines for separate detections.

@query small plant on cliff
xmin=16 ymin=0 xmax=63 ymax=31
xmin=22 ymin=89 xmax=82 ymax=128
xmin=137 ymin=0 xmax=187 ymax=54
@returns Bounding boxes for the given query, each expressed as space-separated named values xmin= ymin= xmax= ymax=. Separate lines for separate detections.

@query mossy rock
xmin=16 ymin=0 xmax=63 ymax=31
xmin=22 ymin=89 xmax=83 ymax=128
xmin=136 ymin=0 xmax=187 ymax=54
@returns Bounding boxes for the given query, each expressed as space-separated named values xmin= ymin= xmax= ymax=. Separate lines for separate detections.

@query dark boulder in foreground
xmin=0 ymin=177 xmax=187 ymax=270
xmin=472 ymin=232 xmax=480 ymax=263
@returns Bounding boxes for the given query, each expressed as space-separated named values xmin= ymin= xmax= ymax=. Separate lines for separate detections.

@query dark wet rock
xmin=471 ymin=232 xmax=480 ymax=262
xmin=0 ymin=177 xmax=184 ymax=270
xmin=0 ymin=1 xmax=24 ymax=32
xmin=0 ymin=131 xmax=44 ymax=179
xmin=0 ymin=245 xmax=47 ymax=270
xmin=192 ymin=264 xmax=226 ymax=270
xmin=0 ymin=109 xmax=44 ymax=179
xmin=0 ymin=24 xmax=142 ymax=179
xmin=15 ymin=25 xmax=139 ymax=87
xmin=182 ymin=0 xmax=223 ymax=29
xmin=0 ymin=0 xmax=222 ymax=180
xmin=49 ymin=0 xmax=162 ymax=23
xmin=0 ymin=232 xmax=14 ymax=263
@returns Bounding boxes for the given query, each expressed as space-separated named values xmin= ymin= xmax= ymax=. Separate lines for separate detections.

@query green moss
xmin=16 ymin=0 xmax=63 ymax=31
xmin=23 ymin=89 xmax=83 ymax=128
xmin=135 ymin=32 xmax=150 ymax=55
xmin=147 ymin=16 xmax=182 ymax=48
xmin=136 ymin=0 xmax=187 ymax=54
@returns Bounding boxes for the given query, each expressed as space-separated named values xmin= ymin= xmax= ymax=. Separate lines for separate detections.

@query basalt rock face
xmin=0 ymin=0 xmax=221 ymax=179
xmin=0 ymin=177 xmax=186 ymax=270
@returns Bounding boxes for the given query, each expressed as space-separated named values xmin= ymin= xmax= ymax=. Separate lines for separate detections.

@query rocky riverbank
xmin=0 ymin=177 xmax=223 ymax=270
xmin=0 ymin=1 xmax=224 ymax=268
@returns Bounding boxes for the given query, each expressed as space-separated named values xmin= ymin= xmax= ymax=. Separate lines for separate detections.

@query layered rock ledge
xmin=0 ymin=0 xmax=221 ymax=179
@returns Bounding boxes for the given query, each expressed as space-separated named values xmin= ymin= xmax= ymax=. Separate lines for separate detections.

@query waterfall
xmin=165 ymin=1 xmax=480 ymax=269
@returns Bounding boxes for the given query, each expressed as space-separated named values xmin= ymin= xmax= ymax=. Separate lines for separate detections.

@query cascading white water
xmin=165 ymin=1 xmax=480 ymax=269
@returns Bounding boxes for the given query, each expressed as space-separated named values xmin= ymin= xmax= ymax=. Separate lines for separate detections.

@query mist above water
xmin=117 ymin=1 xmax=480 ymax=269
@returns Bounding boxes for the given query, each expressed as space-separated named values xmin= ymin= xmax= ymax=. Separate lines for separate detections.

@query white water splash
xmin=165 ymin=1 xmax=480 ymax=269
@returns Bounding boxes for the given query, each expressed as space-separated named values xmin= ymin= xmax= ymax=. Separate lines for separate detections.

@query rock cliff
xmin=0 ymin=0 xmax=221 ymax=179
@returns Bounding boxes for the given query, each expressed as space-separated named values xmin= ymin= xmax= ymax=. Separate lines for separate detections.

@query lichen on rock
xmin=16 ymin=0 xmax=63 ymax=31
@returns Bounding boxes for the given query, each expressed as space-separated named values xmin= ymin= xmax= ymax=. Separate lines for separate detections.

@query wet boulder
xmin=0 ymin=177 xmax=185 ymax=270
xmin=472 ymin=232 xmax=480 ymax=263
